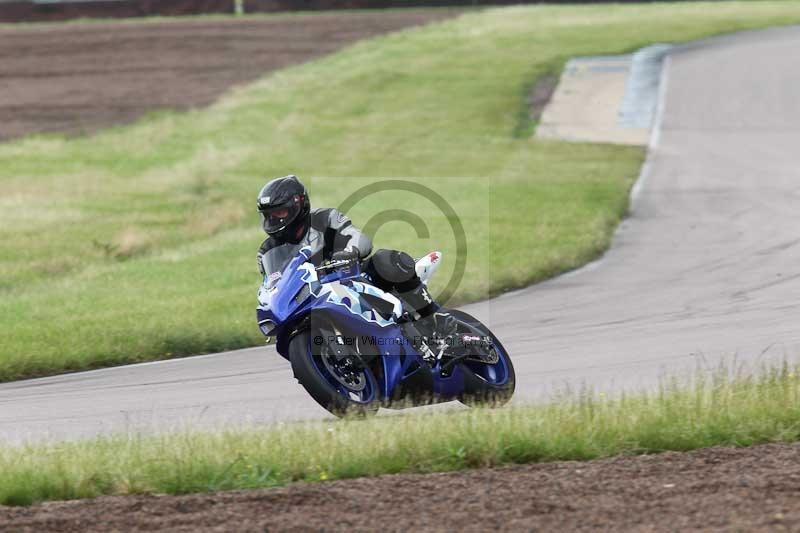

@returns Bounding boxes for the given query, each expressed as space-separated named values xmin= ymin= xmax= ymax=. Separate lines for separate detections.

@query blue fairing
xmin=256 ymin=247 xmax=467 ymax=402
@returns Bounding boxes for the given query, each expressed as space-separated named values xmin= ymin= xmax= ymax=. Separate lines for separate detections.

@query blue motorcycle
xmin=257 ymin=245 xmax=515 ymax=416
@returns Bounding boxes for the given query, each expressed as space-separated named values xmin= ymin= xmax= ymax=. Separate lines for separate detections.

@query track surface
xmin=0 ymin=10 xmax=458 ymax=142
xmin=4 ymin=442 xmax=800 ymax=531
xmin=3 ymin=26 xmax=800 ymax=443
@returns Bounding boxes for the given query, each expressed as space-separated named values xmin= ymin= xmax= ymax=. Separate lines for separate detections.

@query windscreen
xmin=261 ymin=243 xmax=302 ymax=288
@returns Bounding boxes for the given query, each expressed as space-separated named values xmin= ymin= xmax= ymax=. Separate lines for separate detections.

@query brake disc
xmin=321 ymin=346 xmax=367 ymax=392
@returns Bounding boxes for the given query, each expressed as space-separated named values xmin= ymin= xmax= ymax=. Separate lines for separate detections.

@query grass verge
xmin=3 ymin=364 xmax=800 ymax=506
xmin=3 ymin=2 xmax=800 ymax=380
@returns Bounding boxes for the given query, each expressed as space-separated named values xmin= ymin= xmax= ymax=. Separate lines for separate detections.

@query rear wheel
xmin=449 ymin=310 xmax=516 ymax=407
xmin=289 ymin=325 xmax=380 ymax=418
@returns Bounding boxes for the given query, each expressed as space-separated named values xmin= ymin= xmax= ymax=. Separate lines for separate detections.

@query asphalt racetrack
xmin=2 ymin=26 xmax=800 ymax=443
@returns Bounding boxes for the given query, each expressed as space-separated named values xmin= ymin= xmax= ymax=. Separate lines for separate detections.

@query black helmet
xmin=257 ymin=175 xmax=311 ymax=243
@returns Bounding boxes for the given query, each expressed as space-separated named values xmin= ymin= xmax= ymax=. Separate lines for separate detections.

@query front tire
xmin=289 ymin=330 xmax=380 ymax=418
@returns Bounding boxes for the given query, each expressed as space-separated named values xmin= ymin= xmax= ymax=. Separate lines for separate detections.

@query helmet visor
xmin=260 ymin=201 xmax=301 ymax=234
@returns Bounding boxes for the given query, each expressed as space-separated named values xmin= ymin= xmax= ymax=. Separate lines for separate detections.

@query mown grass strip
xmin=3 ymin=365 xmax=800 ymax=506
xmin=3 ymin=3 xmax=800 ymax=380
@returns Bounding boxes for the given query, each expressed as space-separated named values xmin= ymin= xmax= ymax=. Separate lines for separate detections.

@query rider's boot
xmin=399 ymin=320 xmax=438 ymax=363
xmin=398 ymin=283 xmax=457 ymax=343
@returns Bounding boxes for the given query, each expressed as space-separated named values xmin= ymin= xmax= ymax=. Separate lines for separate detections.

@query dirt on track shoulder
xmin=2 ymin=442 xmax=800 ymax=531
xmin=0 ymin=10 xmax=459 ymax=142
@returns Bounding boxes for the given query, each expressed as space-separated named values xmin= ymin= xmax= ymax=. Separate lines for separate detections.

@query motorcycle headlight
xmin=257 ymin=286 xmax=272 ymax=308
xmin=259 ymin=319 xmax=277 ymax=337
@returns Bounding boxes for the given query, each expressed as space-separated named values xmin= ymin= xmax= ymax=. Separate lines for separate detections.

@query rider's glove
xmin=332 ymin=248 xmax=360 ymax=264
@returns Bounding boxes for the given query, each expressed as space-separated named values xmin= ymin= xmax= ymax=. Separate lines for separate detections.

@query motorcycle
xmin=256 ymin=244 xmax=515 ymax=416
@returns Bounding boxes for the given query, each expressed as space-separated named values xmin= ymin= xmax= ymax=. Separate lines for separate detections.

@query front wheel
xmin=449 ymin=310 xmax=516 ymax=407
xmin=289 ymin=329 xmax=380 ymax=418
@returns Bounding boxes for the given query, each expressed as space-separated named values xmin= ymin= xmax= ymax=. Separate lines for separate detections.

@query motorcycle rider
xmin=256 ymin=175 xmax=455 ymax=345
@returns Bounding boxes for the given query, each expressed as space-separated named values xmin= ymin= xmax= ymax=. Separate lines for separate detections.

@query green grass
xmin=3 ymin=2 xmax=800 ymax=381
xmin=3 ymin=364 xmax=800 ymax=506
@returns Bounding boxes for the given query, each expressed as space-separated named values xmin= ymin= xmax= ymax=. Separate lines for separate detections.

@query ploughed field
xmin=3 ymin=443 xmax=799 ymax=531
xmin=0 ymin=10 xmax=458 ymax=141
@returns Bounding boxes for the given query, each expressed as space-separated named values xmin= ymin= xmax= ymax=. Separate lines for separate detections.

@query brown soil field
xmin=2 ymin=442 xmax=800 ymax=531
xmin=0 ymin=10 xmax=459 ymax=142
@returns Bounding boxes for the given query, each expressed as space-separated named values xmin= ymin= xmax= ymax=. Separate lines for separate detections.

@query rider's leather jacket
xmin=257 ymin=208 xmax=372 ymax=276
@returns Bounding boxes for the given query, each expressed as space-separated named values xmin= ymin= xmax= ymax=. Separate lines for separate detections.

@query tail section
xmin=415 ymin=251 xmax=443 ymax=285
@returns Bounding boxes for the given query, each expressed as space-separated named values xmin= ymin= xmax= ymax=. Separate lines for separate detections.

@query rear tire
xmin=289 ymin=330 xmax=380 ymax=418
xmin=459 ymin=361 xmax=515 ymax=407
xmin=450 ymin=310 xmax=516 ymax=408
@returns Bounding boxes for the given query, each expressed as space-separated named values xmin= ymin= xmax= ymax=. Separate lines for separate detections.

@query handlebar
xmin=315 ymin=258 xmax=357 ymax=272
